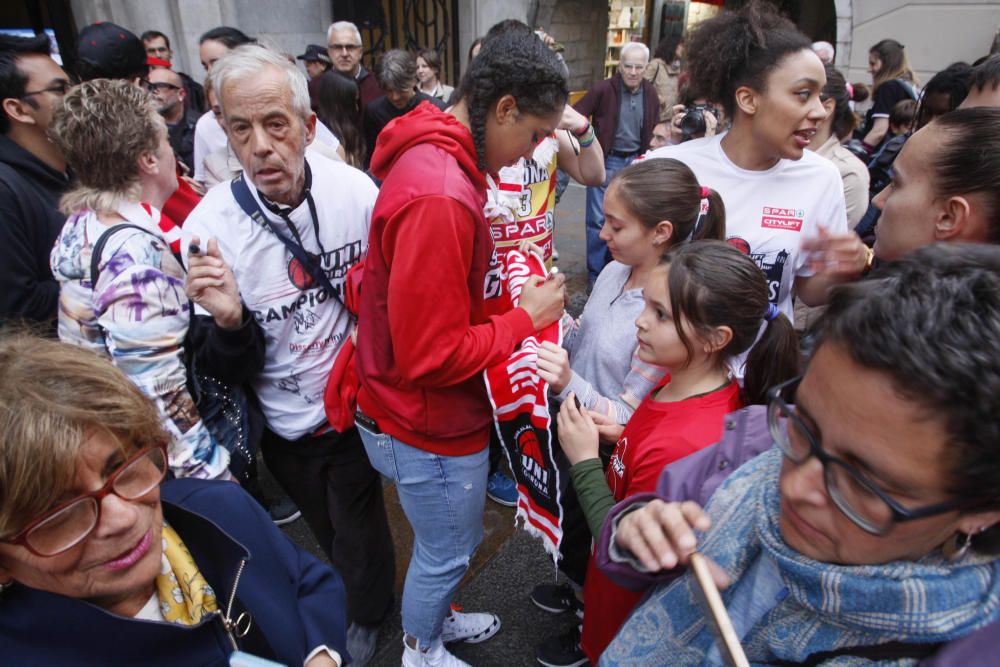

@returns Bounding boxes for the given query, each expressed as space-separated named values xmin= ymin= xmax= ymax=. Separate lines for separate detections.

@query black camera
xmin=679 ymin=103 xmax=718 ymax=142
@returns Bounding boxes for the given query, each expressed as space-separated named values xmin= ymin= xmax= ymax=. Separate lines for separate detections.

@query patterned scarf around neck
xmin=155 ymin=522 xmax=219 ymax=625
xmin=602 ymin=448 xmax=1000 ymax=666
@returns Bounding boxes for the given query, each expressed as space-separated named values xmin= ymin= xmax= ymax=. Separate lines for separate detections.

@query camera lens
xmin=680 ymin=108 xmax=707 ymax=139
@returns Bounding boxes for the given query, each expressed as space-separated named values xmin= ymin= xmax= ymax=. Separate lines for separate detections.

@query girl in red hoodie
xmin=556 ymin=240 xmax=801 ymax=664
xmin=355 ymin=30 xmax=570 ymax=667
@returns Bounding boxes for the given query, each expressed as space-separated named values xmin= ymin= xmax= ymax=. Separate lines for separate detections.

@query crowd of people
xmin=0 ymin=3 xmax=999 ymax=666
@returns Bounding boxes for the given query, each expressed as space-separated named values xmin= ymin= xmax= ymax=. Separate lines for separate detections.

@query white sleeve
xmin=193 ymin=112 xmax=212 ymax=183
xmin=795 ymin=167 xmax=849 ymax=277
xmin=304 ymin=645 xmax=342 ymax=666
xmin=314 ymin=121 xmax=341 ymax=151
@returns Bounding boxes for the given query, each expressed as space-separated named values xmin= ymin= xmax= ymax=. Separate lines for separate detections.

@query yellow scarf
xmin=155 ymin=522 xmax=219 ymax=625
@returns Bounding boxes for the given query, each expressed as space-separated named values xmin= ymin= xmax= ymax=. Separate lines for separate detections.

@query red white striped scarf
xmin=483 ymin=249 xmax=563 ymax=560
xmin=118 ymin=201 xmax=182 ymax=256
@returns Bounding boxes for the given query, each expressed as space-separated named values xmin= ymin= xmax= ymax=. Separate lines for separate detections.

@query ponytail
xmin=661 ymin=241 xmax=801 ymax=401
xmin=611 ymin=158 xmax=726 ymax=249
xmin=691 ymin=188 xmax=725 ymax=243
xmin=743 ymin=310 xmax=800 ymax=405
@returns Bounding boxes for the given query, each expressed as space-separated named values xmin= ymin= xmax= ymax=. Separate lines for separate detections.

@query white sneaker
xmin=401 ymin=636 xmax=470 ymax=667
xmin=440 ymin=607 xmax=501 ymax=644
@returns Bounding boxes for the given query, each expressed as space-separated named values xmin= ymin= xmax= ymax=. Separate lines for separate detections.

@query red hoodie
xmin=355 ymin=102 xmax=536 ymax=456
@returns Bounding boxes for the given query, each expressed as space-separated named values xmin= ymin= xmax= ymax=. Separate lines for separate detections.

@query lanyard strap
xmin=229 ymin=170 xmax=339 ymax=300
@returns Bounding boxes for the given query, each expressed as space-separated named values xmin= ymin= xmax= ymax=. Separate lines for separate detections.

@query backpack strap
xmin=88 ymin=221 xmax=192 ymax=334
xmin=229 ymin=173 xmax=339 ymax=298
xmin=89 ymin=223 xmax=165 ymax=285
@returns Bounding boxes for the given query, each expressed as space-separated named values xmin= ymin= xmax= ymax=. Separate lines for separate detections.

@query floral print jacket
xmin=51 ymin=204 xmax=229 ymax=479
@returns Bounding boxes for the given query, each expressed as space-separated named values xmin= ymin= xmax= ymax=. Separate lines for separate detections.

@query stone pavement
xmin=276 ymin=181 xmax=594 ymax=666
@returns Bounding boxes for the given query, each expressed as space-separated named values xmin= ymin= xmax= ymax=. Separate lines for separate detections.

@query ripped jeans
xmin=358 ymin=421 xmax=488 ymax=643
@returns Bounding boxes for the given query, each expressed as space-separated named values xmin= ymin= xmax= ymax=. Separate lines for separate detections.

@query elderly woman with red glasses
xmin=0 ymin=336 xmax=348 ymax=667
xmin=594 ymin=243 xmax=1000 ymax=666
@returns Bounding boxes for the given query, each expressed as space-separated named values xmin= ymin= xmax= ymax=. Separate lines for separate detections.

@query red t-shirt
xmin=581 ymin=377 xmax=744 ymax=662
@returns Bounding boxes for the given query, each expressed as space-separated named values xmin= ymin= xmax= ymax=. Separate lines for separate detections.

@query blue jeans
xmin=585 ymin=153 xmax=635 ymax=284
xmin=358 ymin=422 xmax=489 ymax=643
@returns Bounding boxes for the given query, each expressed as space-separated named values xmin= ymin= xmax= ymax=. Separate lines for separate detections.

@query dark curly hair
xmin=684 ymin=1 xmax=812 ymax=119
xmin=818 ymin=243 xmax=1000 ymax=553
xmin=453 ymin=30 xmax=567 ymax=171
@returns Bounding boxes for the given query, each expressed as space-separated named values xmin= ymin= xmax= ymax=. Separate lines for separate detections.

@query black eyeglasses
xmin=21 ymin=79 xmax=71 ymax=98
xmin=0 ymin=445 xmax=167 ymax=557
xmin=147 ymin=82 xmax=181 ymax=93
xmin=767 ymin=377 xmax=977 ymax=535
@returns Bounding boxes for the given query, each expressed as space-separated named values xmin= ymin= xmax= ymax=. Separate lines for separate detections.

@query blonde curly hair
xmin=48 ymin=78 xmax=163 ymax=215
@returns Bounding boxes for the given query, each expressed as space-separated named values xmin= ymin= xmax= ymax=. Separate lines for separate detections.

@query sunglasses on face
xmin=147 ymin=82 xmax=181 ymax=94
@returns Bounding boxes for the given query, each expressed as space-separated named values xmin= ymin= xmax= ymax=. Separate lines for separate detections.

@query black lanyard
xmin=230 ymin=166 xmax=338 ymax=299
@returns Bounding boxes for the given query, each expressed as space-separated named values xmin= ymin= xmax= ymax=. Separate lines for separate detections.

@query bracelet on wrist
xmin=572 ymin=121 xmax=591 ymax=138
xmin=577 ymin=125 xmax=596 ymax=148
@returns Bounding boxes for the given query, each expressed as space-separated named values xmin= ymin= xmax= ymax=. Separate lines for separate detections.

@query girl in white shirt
xmin=646 ymin=2 xmax=868 ymax=352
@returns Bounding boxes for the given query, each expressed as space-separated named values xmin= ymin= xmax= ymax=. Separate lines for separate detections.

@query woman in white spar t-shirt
xmin=647 ymin=3 xmax=869 ymax=357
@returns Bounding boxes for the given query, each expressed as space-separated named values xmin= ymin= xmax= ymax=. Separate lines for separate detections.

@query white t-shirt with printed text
xmin=183 ymin=154 xmax=376 ymax=439
xmin=647 ymin=133 xmax=847 ymax=376
xmin=647 ymin=133 xmax=847 ymax=320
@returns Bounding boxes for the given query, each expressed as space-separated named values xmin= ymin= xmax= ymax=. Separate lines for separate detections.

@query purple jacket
xmin=574 ymin=72 xmax=660 ymax=156
xmin=595 ymin=404 xmax=998 ymax=666
xmin=595 ymin=405 xmax=772 ymax=592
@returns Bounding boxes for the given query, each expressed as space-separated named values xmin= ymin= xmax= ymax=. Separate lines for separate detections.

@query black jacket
xmin=574 ymin=72 xmax=660 ymax=156
xmin=179 ymin=70 xmax=207 ymax=114
xmin=0 ymin=135 xmax=71 ymax=327
xmin=167 ymin=106 xmax=198 ymax=174
xmin=363 ymin=91 xmax=447 ymax=168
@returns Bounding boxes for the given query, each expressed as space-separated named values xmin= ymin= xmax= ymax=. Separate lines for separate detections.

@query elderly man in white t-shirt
xmin=183 ymin=44 xmax=393 ymax=667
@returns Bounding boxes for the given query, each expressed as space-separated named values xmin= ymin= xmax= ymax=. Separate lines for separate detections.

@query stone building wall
xmin=534 ymin=0 xmax=609 ymax=92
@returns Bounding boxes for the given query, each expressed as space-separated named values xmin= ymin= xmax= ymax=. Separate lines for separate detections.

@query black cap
xmin=296 ymin=44 xmax=331 ymax=65
xmin=76 ymin=22 xmax=148 ymax=81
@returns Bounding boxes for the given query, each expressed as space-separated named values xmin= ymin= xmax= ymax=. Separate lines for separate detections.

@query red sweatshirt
xmin=355 ymin=102 xmax=536 ymax=456
xmin=581 ymin=377 xmax=744 ymax=662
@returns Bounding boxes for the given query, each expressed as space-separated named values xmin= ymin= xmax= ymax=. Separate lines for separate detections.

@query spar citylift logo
xmin=761 ymin=206 xmax=805 ymax=232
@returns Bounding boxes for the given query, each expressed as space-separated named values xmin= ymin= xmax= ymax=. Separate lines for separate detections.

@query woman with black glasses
xmin=594 ymin=243 xmax=1000 ymax=666
xmin=0 ymin=335 xmax=349 ymax=666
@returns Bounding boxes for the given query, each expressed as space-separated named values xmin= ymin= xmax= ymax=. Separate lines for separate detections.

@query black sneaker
xmin=530 ymin=583 xmax=584 ymax=619
xmin=536 ymin=625 xmax=587 ymax=667
xmin=266 ymin=495 xmax=302 ymax=526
